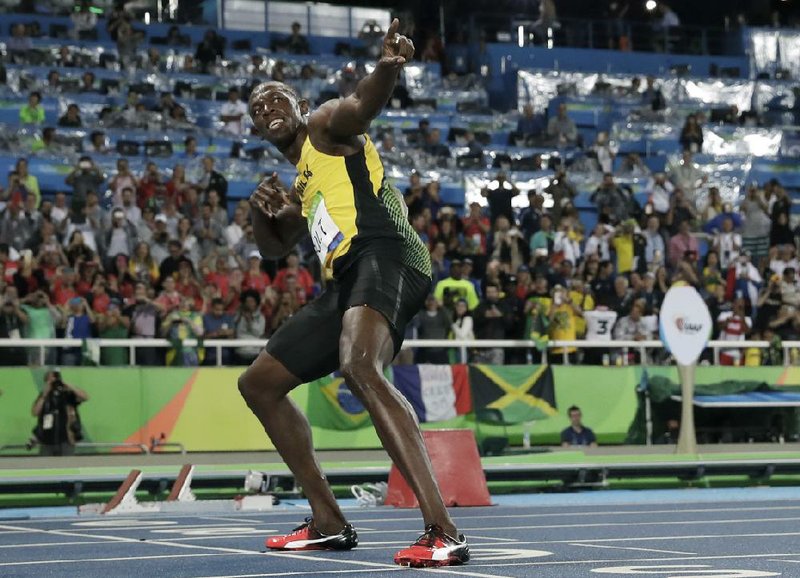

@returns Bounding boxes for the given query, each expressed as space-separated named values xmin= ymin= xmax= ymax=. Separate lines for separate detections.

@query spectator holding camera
xmin=473 ymin=283 xmax=513 ymax=364
xmin=65 ymin=157 xmax=105 ymax=216
xmin=548 ymin=284 xmax=583 ymax=364
xmin=21 ymin=289 xmax=61 ymax=365
xmin=31 ymin=370 xmax=89 ymax=456
xmin=235 ymin=290 xmax=266 ymax=364
xmin=60 ymin=296 xmax=96 ymax=366
xmin=162 ymin=297 xmax=204 ymax=366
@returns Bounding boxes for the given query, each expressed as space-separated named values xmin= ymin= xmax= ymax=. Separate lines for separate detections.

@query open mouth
xmin=268 ymin=118 xmax=285 ymax=130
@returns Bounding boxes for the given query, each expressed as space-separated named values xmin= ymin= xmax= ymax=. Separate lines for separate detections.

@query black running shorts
xmin=265 ymin=254 xmax=431 ymax=383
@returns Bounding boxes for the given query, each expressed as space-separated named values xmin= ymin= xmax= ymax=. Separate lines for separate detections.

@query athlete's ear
xmin=298 ymin=99 xmax=310 ymax=117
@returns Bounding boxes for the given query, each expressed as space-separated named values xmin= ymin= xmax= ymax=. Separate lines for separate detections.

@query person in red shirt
xmin=88 ymin=274 xmax=112 ymax=314
xmin=462 ymin=201 xmax=491 ymax=256
xmin=137 ymin=162 xmax=165 ymax=209
xmin=154 ymin=275 xmax=182 ymax=314
xmin=174 ymin=260 xmax=203 ymax=310
xmin=51 ymin=267 xmax=79 ymax=307
xmin=283 ymin=274 xmax=307 ymax=306
xmin=0 ymin=244 xmax=19 ymax=282
xmin=273 ymin=252 xmax=314 ymax=299
xmin=242 ymin=250 xmax=272 ymax=293
xmin=204 ymin=257 xmax=231 ymax=301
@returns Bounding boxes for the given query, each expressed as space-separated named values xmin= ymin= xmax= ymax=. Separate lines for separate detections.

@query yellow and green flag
xmin=306 ymin=375 xmax=371 ymax=430
xmin=469 ymin=364 xmax=557 ymax=424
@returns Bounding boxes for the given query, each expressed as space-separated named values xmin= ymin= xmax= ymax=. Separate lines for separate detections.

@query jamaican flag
xmin=306 ymin=374 xmax=371 ymax=430
xmin=469 ymin=364 xmax=557 ymax=423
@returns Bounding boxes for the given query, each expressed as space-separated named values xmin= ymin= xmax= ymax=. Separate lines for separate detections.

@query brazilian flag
xmin=306 ymin=375 xmax=371 ymax=430
xmin=469 ymin=365 xmax=557 ymax=424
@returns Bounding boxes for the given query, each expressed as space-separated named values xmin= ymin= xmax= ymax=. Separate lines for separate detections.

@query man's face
xmin=615 ymin=277 xmax=627 ymax=294
xmin=135 ymin=284 xmax=147 ymax=301
xmin=450 ymin=264 xmax=463 ymax=280
xmin=228 ymin=90 xmax=239 ymax=103
xmin=603 ymin=174 xmax=614 ymax=187
xmin=164 ymin=277 xmax=175 ymax=292
xmin=486 ymin=286 xmax=499 ymax=302
xmin=212 ymin=303 xmax=224 ymax=317
xmin=287 ymin=254 xmax=299 ymax=268
xmin=558 ymin=103 xmax=567 ymax=118
xmin=249 ymin=83 xmax=308 ymax=146
xmin=569 ymin=409 xmax=582 ymax=427
xmin=785 ymin=270 xmax=795 ymax=284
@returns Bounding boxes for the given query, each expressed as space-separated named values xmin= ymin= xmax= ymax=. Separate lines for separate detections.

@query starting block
xmin=385 ymin=429 xmax=491 ymax=508
xmin=78 ymin=464 xmax=276 ymax=515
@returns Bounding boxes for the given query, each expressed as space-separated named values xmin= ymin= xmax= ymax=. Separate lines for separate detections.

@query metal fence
xmin=0 ymin=338 xmax=794 ymax=367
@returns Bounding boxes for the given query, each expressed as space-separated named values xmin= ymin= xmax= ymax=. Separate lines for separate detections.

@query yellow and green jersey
xmin=293 ymin=135 xmax=431 ymax=280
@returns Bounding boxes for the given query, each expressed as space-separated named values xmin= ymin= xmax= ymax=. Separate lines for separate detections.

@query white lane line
xmin=353 ymin=515 xmax=800 ymax=534
xmin=192 ymin=569 xmax=404 ymax=578
xmin=768 ymin=559 xmax=800 ymax=564
xmin=570 ymin=543 xmax=696 ymax=555
xmin=0 ymin=553 xmax=237 ymax=567
xmin=347 ymin=505 xmax=800 ymax=525
xmin=464 ymin=535 xmax=519 ymax=543
xmin=456 ymin=552 xmax=800 ymax=569
xmin=339 ymin=531 xmax=800 ymax=550
xmin=196 ymin=516 xmax=263 ymax=525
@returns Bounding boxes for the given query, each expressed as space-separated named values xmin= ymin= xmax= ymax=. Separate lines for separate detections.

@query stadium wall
xmin=5 ymin=366 xmax=800 ymax=452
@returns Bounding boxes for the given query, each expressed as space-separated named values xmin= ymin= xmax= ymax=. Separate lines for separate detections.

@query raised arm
xmin=250 ymin=173 xmax=308 ymax=259
xmin=323 ymin=18 xmax=414 ymax=139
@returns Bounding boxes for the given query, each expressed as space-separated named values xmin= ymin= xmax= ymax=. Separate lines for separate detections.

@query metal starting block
xmin=78 ymin=465 xmax=276 ymax=515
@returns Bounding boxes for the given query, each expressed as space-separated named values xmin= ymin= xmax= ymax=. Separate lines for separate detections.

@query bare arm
xmin=324 ymin=19 xmax=414 ymax=139
xmin=250 ymin=173 xmax=308 ymax=259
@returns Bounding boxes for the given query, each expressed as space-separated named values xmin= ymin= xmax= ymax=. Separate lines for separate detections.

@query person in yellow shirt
xmin=549 ymin=284 xmax=583 ymax=363
xmin=569 ymin=276 xmax=595 ymax=337
xmin=612 ymin=220 xmax=635 ymax=274
xmin=19 ymin=92 xmax=46 ymax=125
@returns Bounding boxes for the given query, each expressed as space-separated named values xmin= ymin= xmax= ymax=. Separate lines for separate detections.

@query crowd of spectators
xmin=401 ymin=153 xmax=799 ymax=367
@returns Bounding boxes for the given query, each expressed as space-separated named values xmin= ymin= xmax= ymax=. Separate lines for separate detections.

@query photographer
xmin=31 ymin=370 xmax=88 ymax=456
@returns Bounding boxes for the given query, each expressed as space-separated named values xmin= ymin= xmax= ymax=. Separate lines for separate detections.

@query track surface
xmin=1 ymin=489 xmax=799 ymax=577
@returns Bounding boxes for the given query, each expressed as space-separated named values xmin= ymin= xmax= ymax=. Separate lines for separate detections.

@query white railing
xmin=0 ymin=338 xmax=792 ymax=366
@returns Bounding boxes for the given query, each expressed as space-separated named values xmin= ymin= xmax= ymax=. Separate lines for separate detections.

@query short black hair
xmin=250 ymin=81 xmax=299 ymax=103
xmin=568 ymin=405 xmax=581 ymax=415
xmin=211 ymin=297 xmax=224 ymax=307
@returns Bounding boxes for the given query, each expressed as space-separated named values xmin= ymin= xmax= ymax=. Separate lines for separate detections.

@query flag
xmin=306 ymin=375 xmax=371 ymax=430
xmin=469 ymin=365 xmax=557 ymax=424
xmin=391 ymin=365 xmax=472 ymax=422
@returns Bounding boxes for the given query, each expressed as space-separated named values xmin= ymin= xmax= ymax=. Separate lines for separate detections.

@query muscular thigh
xmin=265 ymin=287 xmax=342 ymax=383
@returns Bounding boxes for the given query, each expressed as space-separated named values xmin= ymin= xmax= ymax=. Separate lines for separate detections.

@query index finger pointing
xmin=385 ymin=18 xmax=399 ymax=39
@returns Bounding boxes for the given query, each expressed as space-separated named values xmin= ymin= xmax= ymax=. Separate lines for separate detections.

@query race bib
xmin=308 ymin=193 xmax=344 ymax=265
xmin=42 ymin=413 xmax=54 ymax=430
